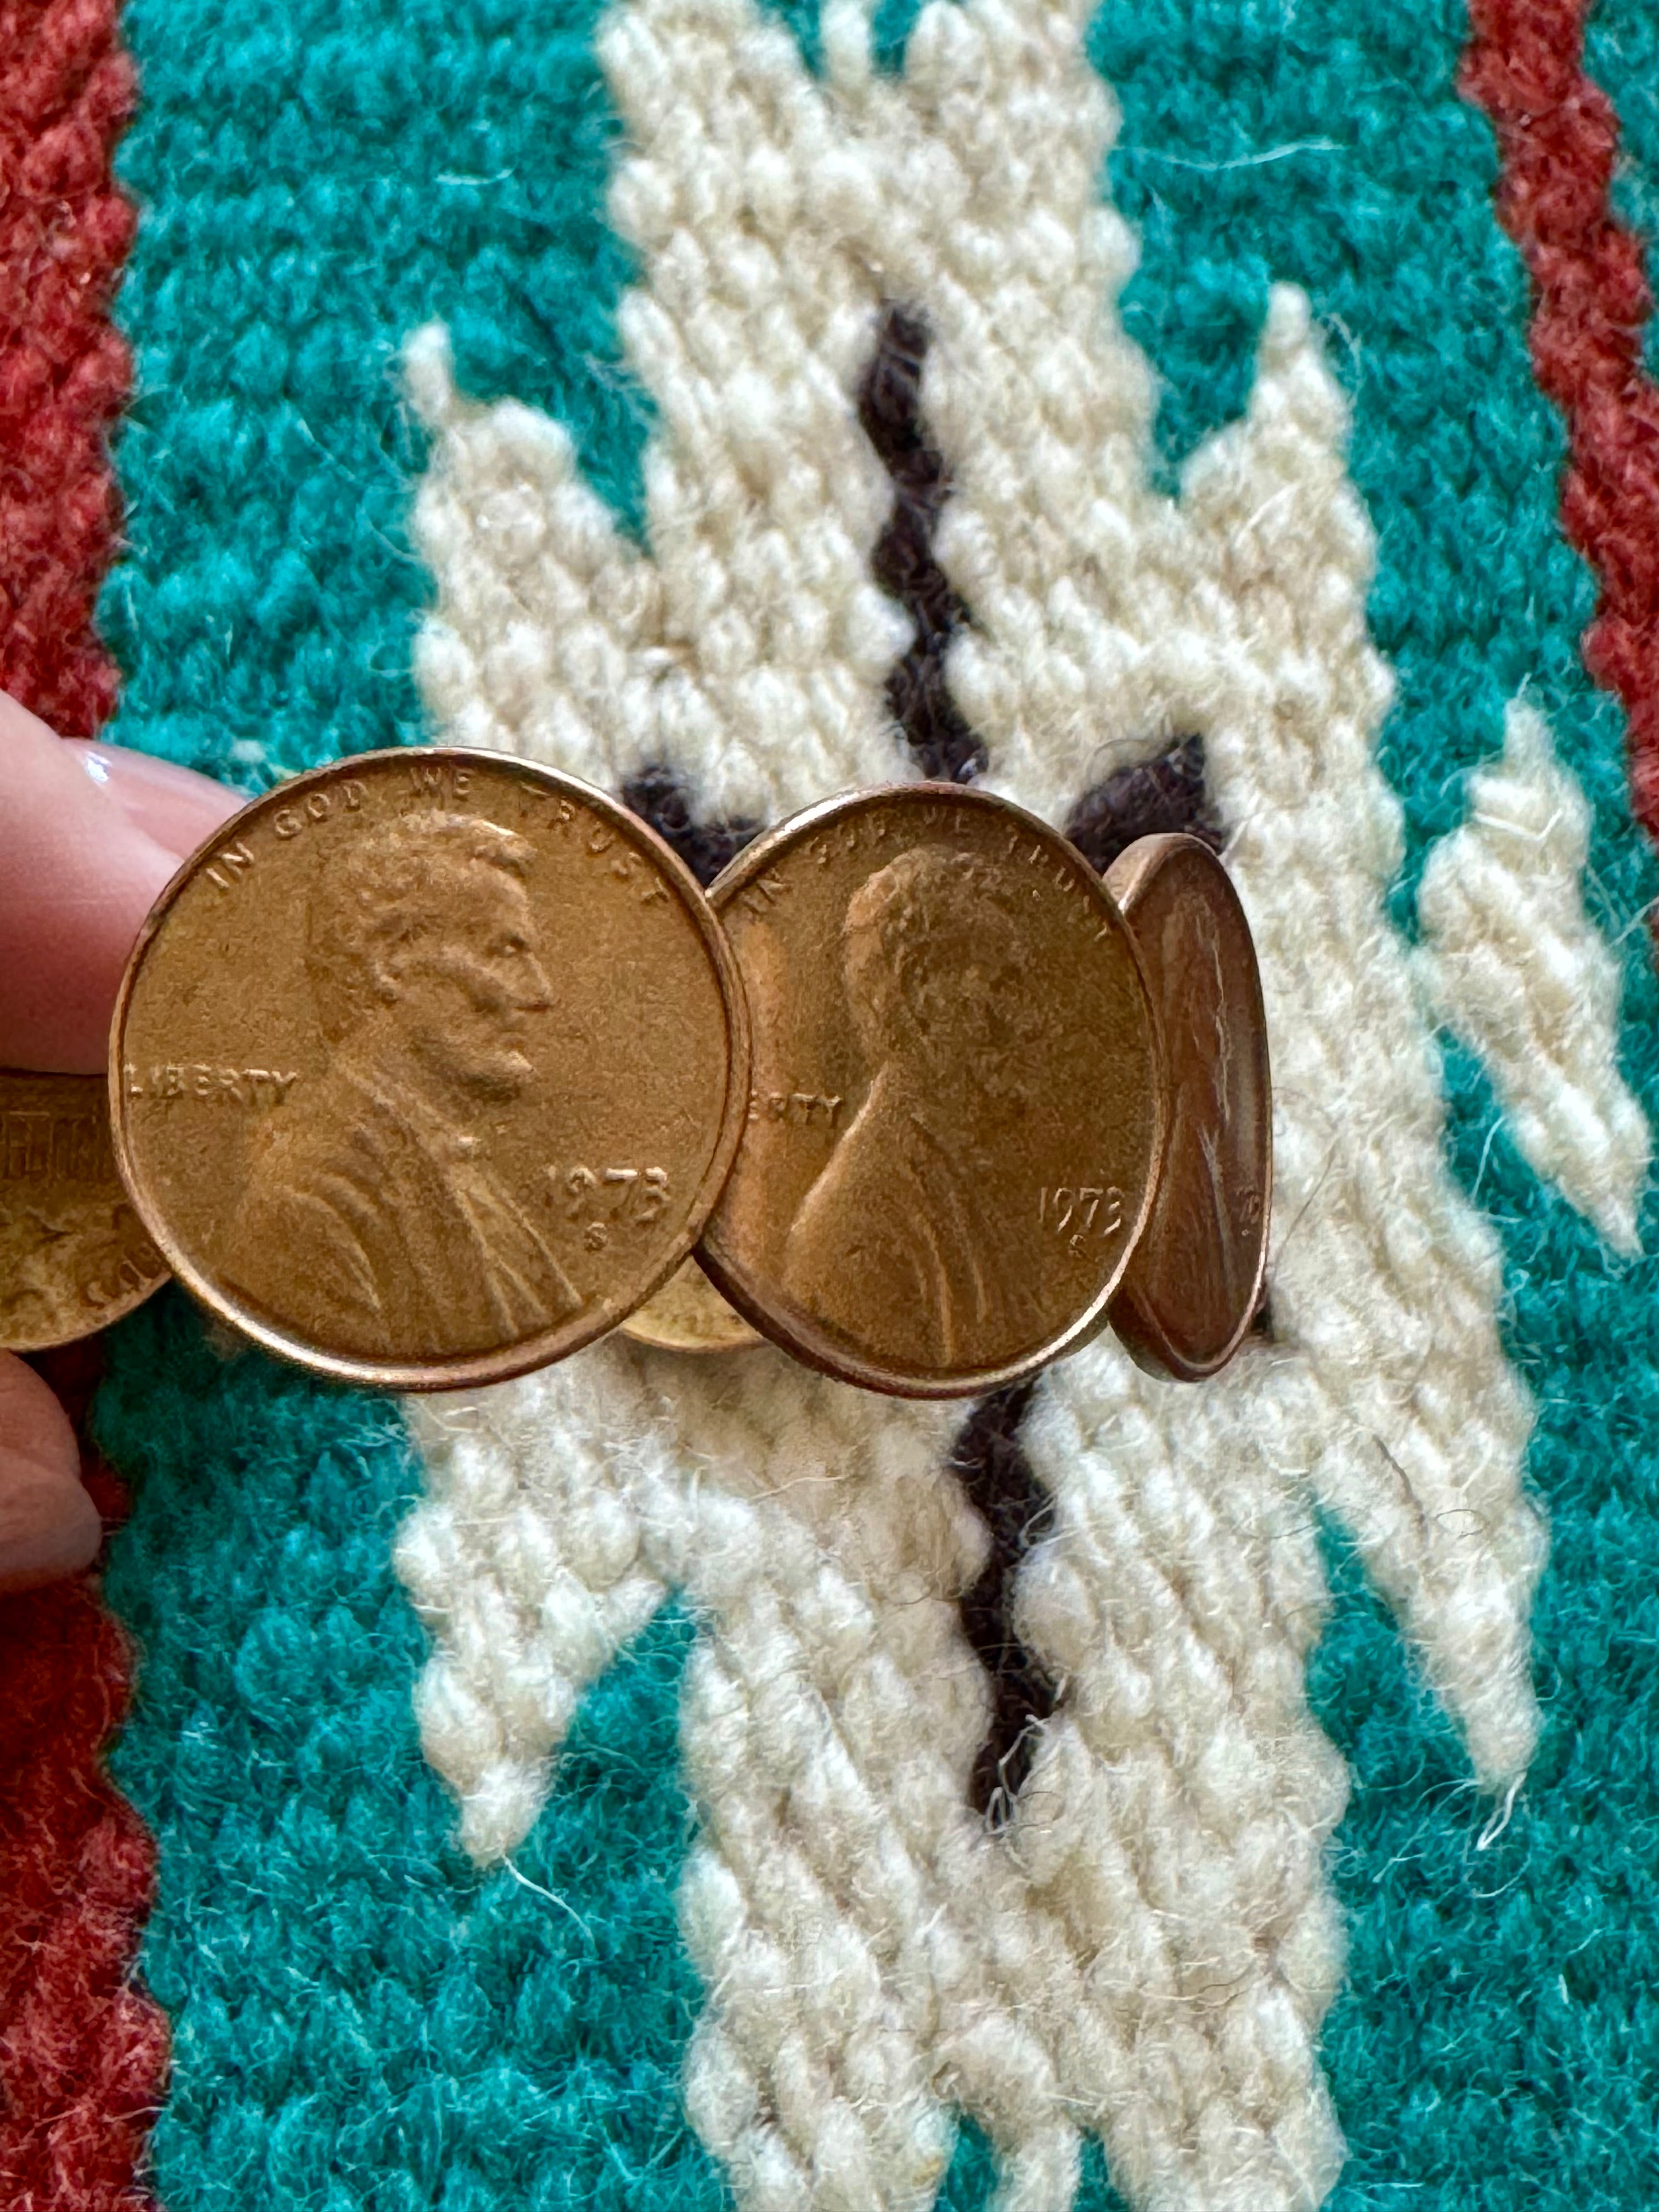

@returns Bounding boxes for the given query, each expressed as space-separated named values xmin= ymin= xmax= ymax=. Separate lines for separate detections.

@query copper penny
xmin=1105 ymin=834 xmax=1271 ymax=1381
xmin=0 ymin=1070 xmax=168 ymax=1351
xmin=698 ymin=783 xmax=1166 ymax=1397
xmin=618 ymin=1256 xmax=762 ymax=1354
xmin=110 ymin=750 xmax=750 ymax=1390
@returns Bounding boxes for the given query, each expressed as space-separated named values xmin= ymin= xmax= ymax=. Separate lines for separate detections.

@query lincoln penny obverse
xmin=110 ymin=750 xmax=750 ymax=1390
xmin=1105 ymin=834 xmax=1271 ymax=1381
xmin=0 ymin=1070 xmax=168 ymax=1350
xmin=698 ymin=783 xmax=1166 ymax=1397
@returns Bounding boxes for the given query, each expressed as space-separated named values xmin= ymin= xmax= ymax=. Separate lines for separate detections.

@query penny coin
xmin=0 ymin=1070 xmax=168 ymax=1351
xmin=698 ymin=783 xmax=1166 ymax=1397
xmin=619 ymin=1256 xmax=762 ymax=1354
xmin=1105 ymin=834 xmax=1271 ymax=1381
xmin=110 ymin=750 xmax=750 ymax=1391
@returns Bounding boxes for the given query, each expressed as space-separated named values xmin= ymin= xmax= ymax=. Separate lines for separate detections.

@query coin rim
xmin=1104 ymin=833 xmax=1272 ymax=1383
xmin=696 ymin=781 xmax=1169 ymax=1399
xmin=108 ymin=748 xmax=753 ymax=1392
xmin=0 ymin=1068 xmax=170 ymax=1351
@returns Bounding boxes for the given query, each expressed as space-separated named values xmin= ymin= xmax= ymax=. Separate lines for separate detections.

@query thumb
xmin=0 ymin=1352 xmax=102 ymax=1595
xmin=0 ymin=690 xmax=242 ymax=1073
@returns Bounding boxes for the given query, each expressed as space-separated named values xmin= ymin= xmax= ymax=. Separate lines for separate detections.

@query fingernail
xmin=64 ymin=740 xmax=244 ymax=859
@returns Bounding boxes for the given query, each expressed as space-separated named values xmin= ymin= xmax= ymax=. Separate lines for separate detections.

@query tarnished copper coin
xmin=110 ymin=750 xmax=750 ymax=1390
xmin=1105 ymin=834 xmax=1271 ymax=1381
xmin=619 ymin=1256 xmax=762 ymax=1354
xmin=698 ymin=784 xmax=1166 ymax=1397
xmin=0 ymin=1070 xmax=168 ymax=1350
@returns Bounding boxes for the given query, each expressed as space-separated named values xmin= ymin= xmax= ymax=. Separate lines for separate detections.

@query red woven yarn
xmin=0 ymin=0 xmax=134 ymax=735
xmin=1 ymin=9 xmax=165 ymax=2197
xmin=1463 ymin=0 xmax=1659 ymax=849
xmin=0 ymin=1345 xmax=166 ymax=2211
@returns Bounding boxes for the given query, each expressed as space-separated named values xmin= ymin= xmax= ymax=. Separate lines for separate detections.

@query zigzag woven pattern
xmin=1464 ymin=0 xmax=1659 ymax=847
xmin=4 ymin=0 xmax=1659 ymax=2205
xmin=0 ymin=1346 xmax=164 ymax=2212
xmin=0 ymin=0 xmax=132 ymax=732
xmin=400 ymin=23 xmax=1549 ymax=2191
xmin=0 ymin=8 xmax=168 ymax=2202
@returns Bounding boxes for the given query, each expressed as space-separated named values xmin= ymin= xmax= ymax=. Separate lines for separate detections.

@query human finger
xmin=61 ymin=736 xmax=242 ymax=862
xmin=0 ymin=1351 xmax=101 ymax=1595
xmin=0 ymin=691 xmax=242 ymax=1073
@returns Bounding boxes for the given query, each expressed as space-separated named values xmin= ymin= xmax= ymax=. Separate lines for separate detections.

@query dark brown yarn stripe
xmin=1065 ymin=735 xmax=1222 ymax=872
xmin=857 ymin=303 xmax=987 ymax=784
xmin=950 ymin=1382 xmax=1055 ymax=1819
xmin=622 ymin=765 xmax=761 ymax=889
xmin=955 ymin=737 xmax=1224 ymax=1820
xmin=623 ymin=304 xmax=1228 ymax=1825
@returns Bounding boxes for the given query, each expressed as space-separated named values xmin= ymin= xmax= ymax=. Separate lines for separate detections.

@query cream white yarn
xmin=808 ymin=0 xmax=1544 ymax=1788
xmin=394 ymin=0 xmax=1559 ymax=2204
xmin=399 ymin=1341 xmax=1341 ymax=2212
xmin=1416 ymin=699 xmax=1650 ymax=1255
xmin=405 ymin=0 xmax=914 ymax=825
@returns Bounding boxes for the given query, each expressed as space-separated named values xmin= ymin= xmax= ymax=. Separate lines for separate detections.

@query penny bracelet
xmin=1 ymin=749 xmax=1270 ymax=1402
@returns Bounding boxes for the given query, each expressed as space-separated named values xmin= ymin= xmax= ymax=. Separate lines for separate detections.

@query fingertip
xmin=0 ymin=811 xmax=188 ymax=1073
xmin=0 ymin=1471 xmax=103 ymax=1594
xmin=0 ymin=1352 xmax=80 ymax=1478
xmin=0 ymin=1355 xmax=100 ymax=1596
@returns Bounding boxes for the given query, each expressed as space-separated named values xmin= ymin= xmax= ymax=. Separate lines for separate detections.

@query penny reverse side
xmin=619 ymin=1256 xmax=762 ymax=1354
xmin=0 ymin=1070 xmax=168 ymax=1350
xmin=110 ymin=749 xmax=750 ymax=1390
xmin=699 ymin=783 xmax=1167 ymax=1397
xmin=1105 ymin=833 xmax=1271 ymax=1380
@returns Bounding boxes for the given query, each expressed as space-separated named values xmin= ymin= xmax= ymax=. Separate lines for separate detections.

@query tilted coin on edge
xmin=0 ymin=1069 xmax=170 ymax=1351
xmin=698 ymin=782 xmax=1168 ymax=1397
xmin=1104 ymin=833 xmax=1271 ymax=1381
xmin=109 ymin=749 xmax=751 ymax=1391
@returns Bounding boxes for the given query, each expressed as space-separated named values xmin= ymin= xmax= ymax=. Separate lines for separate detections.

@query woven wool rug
xmin=4 ymin=0 xmax=1659 ymax=2205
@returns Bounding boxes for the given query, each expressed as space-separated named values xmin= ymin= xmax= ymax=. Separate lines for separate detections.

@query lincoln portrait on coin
xmin=781 ymin=845 xmax=1047 ymax=1370
xmin=219 ymin=810 xmax=582 ymax=1361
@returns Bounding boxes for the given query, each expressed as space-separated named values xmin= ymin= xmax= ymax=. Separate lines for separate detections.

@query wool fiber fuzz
xmin=0 ymin=0 xmax=134 ymax=733
xmin=0 ymin=12 xmax=168 ymax=2193
xmin=411 ymin=0 xmax=1545 ymax=1781
xmin=804 ymin=0 xmax=1547 ymax=1784
xmin=402 ymin=1341 xmax=1330 ymax=2212
xmin=401 ymin=1350 xmax=984 ymax=2204
xmin=1417 ymin=700 xmax=1650 ymax=1254
xmin=66 ymin=0 xmax=1659 ymax=2202
xmin=404 ymin=0 xmax=917 ymax=826
xmin=401 ymin=0 xmax=1548 ymax=2205
xmin=1464 ymin=0 xmax=1659 ymax=855
xmin=0 ymin=1350 xmax=167 ymax=2212
xmin=961 ymin=268 xmax=1536 ymax=2208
